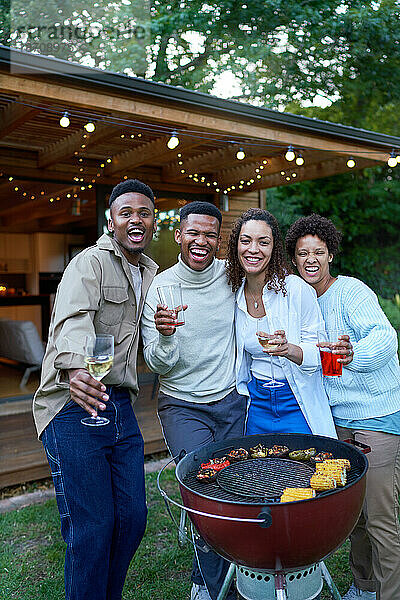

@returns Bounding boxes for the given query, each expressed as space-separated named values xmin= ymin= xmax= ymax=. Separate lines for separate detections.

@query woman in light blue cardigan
xmin=286 ymin=214 xmax=400 ymax=600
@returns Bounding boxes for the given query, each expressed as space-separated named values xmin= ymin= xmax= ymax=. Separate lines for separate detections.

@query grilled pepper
xmin=200 ymin=457 xmax=231 ymax=471
xmin=288 ymin=450 xmax=308 ymax=461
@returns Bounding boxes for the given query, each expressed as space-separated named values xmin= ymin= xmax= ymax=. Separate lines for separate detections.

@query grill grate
xmin=216 ymin=458 xmax=314 ymax=499
xmin=181 ymin=456 xmax=364 ymax=504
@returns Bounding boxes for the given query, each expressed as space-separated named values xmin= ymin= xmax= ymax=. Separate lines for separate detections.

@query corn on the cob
xmin=323 ymin=458 xmax=351 ymax=471
xmin=316 ymin=463 xmax=347 ymax=487
xmin=309 ymin=473 xmax=337 ymax=491
xmin=280 ymin=487 xmax=316 ymax=502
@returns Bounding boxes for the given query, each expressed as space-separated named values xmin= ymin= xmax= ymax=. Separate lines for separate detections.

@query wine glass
xmin=81 ymin=334 xmax=114 ymax=426
xmin=256 ymin=318 xmax=285 ymax=389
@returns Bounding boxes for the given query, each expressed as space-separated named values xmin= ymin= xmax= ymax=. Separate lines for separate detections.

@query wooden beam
xmin=0 ymin=75 xmax=390 ymax=162
xmin=247 ymin=156 xmax=376 ymax=191
xmin=104 ymin=135 xmax=201 ymax=175
xmin=0 ymin=185 xmax=78 ymax=225
xmin=162 ymin=146 xmax=266 ymax=181
xmin=215 ymin=155 xmax=285 ymax=189
xmin=38 ymin=123 xmax=124 ymax=169
xmin=0 ymin=100 xmax=39 ymax=139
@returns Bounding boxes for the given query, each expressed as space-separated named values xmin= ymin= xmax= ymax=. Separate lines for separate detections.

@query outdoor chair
xmin=0 ymin=318 xmax=45 ymax=388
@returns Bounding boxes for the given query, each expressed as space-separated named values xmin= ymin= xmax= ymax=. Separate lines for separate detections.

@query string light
xmin=388 ymin=151 xmax=397 ymax=168
xmin=295 ymin=154 xmax=304 ymax=166
xmin=59 ymin=112 xmax=70 ymax=128
xmin=346 ymin=158 xmax=356 ymax=168
xmin=236 ymin=148 xmax=246 ymax=160
xmin=167 ymin=132 xmax=180 ymax=150
xmin=285 ymin=146 xmax=296 ymax=162
xmin=84 ymin=121 xmax=96 ymax=133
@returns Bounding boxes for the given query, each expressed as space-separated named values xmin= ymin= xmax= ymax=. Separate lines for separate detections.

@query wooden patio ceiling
xmin=0 ymin=47 xmax=399 ymax=233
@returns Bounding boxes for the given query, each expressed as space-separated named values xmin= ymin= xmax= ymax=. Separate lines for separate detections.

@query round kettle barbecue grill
xmin=158 ymin=432 xmax=370 ymax=600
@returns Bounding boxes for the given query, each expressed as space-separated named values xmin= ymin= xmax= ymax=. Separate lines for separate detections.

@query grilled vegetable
xmin=316 ymin=464 xmax=347 ymax=487
xmin=310 ymin=473 xmax=337 ymax=491
xmin=268 ymin=445 xmax=289 ymax=457
xmin=311 ymin=452 xmax=334 ymax=464
xmin=323 ymin=458 xmax=351 ymax=471
xmin=196 ymin=468 xmax=218 ymax=483
xmin=227 ymin=448 xmax=249 ymax=462
xmin=280 ymin=487 xmax=316 ymax=502
xmin=250 ymin=444 xmax=269 ymax=458
xmin=288 ymin=450 xmax=309 ymax=461
xmin=304 ymin=448 xmax=317 ymax=458
xmin=200 ymin=457 xmax=231 ymax=471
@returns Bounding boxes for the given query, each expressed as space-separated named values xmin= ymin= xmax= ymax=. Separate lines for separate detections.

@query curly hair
xmin=226 ymin=208 xmax=291 ymax=293
xmin=285 ymin=214 xmax=342 ymax=259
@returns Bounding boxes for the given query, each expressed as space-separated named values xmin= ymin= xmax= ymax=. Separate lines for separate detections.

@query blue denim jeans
xmin=42 ymin=387 xmax=147 ymax=600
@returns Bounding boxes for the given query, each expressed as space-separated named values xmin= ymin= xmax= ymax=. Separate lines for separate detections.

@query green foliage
xmin=268 ymin=164 xmax=400 ymax=297
xmin=379 ymin=296 xmax=400 ymax=332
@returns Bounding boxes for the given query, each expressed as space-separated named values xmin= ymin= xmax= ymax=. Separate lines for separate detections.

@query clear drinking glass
xmin=256 ymin=318 xmax=285 ymax=389
xmin=157 ymin=284 xmax=185 ymax=326
xmin=81 ymin=334 xmax=114 ymax=426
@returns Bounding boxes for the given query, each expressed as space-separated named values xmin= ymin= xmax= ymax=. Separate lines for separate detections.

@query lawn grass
xmin=0 ymin=469 xmax=352 ymax=599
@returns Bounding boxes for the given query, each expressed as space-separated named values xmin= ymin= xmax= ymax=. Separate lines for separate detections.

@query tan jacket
xmin=33 ymin=234 xmax=158 ymax=438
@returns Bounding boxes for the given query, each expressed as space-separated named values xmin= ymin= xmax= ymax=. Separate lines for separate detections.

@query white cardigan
xmin=235 ymin=274 xmax=337 ymax=438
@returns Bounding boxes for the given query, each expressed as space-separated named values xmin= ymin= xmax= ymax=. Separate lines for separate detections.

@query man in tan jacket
xmin=34 ymin=179 xmax=158 ymax=600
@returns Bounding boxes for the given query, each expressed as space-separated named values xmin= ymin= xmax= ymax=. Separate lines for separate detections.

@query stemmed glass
xmin=81 ymin=334 xmax=114 ymax=426
xmin=256 ymin=318 xmax=285 ymax=389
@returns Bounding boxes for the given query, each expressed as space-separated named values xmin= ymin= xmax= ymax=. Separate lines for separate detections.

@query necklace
xmin=246 ymin=285 xmax=262 ymax=309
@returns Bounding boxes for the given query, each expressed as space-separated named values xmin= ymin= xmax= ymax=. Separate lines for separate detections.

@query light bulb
xmin=236 ymin=148 xmax=245 ymax=160
xmin=84 ymin=121 xmax=96 ymax=133
xmin=347 ymin=158 xmax=356 ymax=168
xmin=388 ymin=151 xmax=397 ymax=168
xmin=285 ymin=146 xmax=295 ymax=162
xmin=167 ymin=132 xmax=180 ymax=150
xmin=59 ymin=112 xmax=70 ymax=128
xmin=296 ymin=154 xmax=304 ymax=166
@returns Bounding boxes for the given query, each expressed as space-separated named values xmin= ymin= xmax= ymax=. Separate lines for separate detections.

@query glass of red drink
xmin=317 ymin=330 xmax=345 ymax=377
xmin=157 ymin=284 xmax=185 ymax=326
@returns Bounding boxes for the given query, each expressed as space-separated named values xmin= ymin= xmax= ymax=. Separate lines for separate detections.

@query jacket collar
xmin=97 ymin=233 xmax=158 ymax=275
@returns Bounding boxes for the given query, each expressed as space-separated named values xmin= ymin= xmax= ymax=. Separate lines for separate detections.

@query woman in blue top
xmin=226 ymin=208 xmax=338 ymax=438
xmin=286 ymin=214 xmax=400 ymax=600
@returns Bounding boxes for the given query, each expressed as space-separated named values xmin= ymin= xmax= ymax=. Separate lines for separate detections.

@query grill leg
xmin=274 ymin=572 xmax=287 ymax=600
xmin=216 ymin=562 xmax=235 ymax=600
xmin=320 ymin=561 xmax=342 ymax=599
xmin=178 ymin=508 xmax=187 ymax=547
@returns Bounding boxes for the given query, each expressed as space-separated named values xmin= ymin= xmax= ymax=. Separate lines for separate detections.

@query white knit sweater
xmin=141 ymin=256 xmax=236 ymax=403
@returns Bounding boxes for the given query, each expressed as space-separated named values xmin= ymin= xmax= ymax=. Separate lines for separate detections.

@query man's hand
xmin=68 ymin=368 xmax=109 ymax=417
xmin=154 ymin=303 xmax=188 ymax=336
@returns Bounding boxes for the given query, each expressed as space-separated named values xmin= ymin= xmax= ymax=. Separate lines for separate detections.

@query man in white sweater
xmin=141 ymin=202 xmax=246 ymax=600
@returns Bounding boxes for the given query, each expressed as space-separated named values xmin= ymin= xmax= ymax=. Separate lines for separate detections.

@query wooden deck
xmin=0 ymin=372 xmax=165 ymax=489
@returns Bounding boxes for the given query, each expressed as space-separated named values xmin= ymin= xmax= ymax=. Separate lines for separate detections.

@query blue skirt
xmin=246 ymin=375 xmax=312 ymax=435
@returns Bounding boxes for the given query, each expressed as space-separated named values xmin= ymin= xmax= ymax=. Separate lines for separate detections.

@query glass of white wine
xmin=81 ymin=334 xmax=114 ymax=427
xmin=256 ymin=318 xmax=285 ymax=389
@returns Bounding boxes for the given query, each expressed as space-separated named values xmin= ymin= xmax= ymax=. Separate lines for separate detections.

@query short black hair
xmin=179 ymin=201 xmax=222 ymax=226
xmin=109 ymin=179 xmax=155 ymax=207
xmin=285 ymin=213 xmax=342 ymax=259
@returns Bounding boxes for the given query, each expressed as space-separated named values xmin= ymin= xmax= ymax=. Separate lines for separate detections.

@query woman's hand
xmin=334 ymin=334 xmax=354 ymax=365
xmin=264 ymin=330 xmax=304 ymax=366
